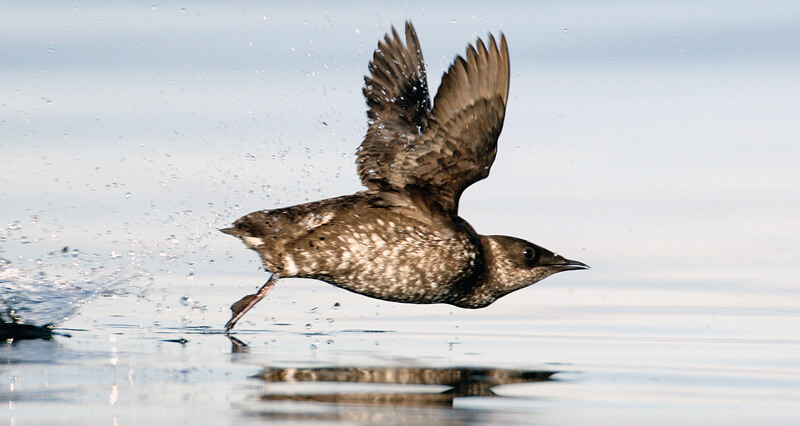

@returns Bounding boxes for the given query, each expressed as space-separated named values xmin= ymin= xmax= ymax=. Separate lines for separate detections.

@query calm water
xmin=2 ymin=1 xmax=800 ymax=424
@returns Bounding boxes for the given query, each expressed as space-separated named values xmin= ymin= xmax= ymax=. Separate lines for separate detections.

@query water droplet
xmin=562 ymin=28 xmax=568 ymax=33
xmin=124 ymin=192 xmax=132 ymax=199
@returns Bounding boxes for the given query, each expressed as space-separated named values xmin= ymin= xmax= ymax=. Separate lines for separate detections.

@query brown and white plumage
xmin=358 ymin=22 xmax=510 ymax=216
xmin=222 ymin=21 xmax=586 ymax=332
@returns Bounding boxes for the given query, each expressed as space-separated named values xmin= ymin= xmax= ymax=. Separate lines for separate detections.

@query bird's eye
xmin=523 ymin=247 xmax=536 ymax=260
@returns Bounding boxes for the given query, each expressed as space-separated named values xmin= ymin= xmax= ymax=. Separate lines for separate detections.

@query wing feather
xmin=357 ymin=22 xmax=510 ymax=216
xmin=358 ymin=22 xmax=431 ymax=188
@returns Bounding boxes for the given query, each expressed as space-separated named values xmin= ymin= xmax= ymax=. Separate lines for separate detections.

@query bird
xmin=221 ymin=21 xmax=588 ymax=332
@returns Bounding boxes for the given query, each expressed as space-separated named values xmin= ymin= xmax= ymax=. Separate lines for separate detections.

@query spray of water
xmin=0 ymin=246 xmax=148 ymax=327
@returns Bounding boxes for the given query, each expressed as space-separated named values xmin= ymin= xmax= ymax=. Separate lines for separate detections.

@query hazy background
xmin=3 ymin=1 xmax=798 ymax=294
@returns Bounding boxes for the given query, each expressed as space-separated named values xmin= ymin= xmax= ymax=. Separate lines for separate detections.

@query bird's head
xmin=220 ymin=216 xmax=266 ymax=250
xmin=455 ymin=235 xmax=588 ymax=307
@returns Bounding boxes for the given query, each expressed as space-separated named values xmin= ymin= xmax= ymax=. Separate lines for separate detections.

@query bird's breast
xmin=287 ymin=213 xmax=481 ymax=304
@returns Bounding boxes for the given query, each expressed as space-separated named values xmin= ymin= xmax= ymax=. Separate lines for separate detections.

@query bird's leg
xmin=225 ymin=273 xmax=279 ymax=333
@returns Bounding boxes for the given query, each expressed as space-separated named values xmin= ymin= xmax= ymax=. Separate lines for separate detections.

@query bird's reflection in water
xmin=242 ymin=365 xmax=555 ymax=422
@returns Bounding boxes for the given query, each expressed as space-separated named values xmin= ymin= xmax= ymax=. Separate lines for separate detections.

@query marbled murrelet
xmin=222 ymin=21 xmax=588 ymax=331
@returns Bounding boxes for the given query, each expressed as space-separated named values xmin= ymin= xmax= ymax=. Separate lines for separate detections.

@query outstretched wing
xmin=394 ymin=34 xmax=509 ymax=214
xmin=358 ymin=21 xmax=431 ymax=190
xmin=358 ymin=22 xmax=510 ymax=217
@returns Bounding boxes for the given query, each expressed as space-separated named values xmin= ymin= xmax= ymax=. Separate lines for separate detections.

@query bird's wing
xmin=358 ymin=22 xmax=510 ymax=217
xmin=357 ymin=21 xmax=432 ymax=191
xmin=397 ymin=33 xmax=510 ymax=215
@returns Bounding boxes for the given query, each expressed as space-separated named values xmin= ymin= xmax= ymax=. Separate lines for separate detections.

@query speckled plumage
xmin=222 ymin=21 xmax=588 ymax=331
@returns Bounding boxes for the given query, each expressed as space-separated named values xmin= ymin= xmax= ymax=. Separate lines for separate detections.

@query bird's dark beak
xmin=220 ymin=227 xmax=238 ymax=235
xmin=551 ymin=254 xmax=590 ymax=271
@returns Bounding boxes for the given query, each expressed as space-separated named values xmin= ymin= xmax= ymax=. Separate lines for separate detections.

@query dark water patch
xmin=157 ymin=325 xmax=216 ymax=334
xmin=0 ymin=388 xmax=73 ymax=404
xmin=0 ymin=322 xmax=56 ymax=341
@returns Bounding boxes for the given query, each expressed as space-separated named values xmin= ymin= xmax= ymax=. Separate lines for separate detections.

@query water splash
xmin=0 ymin=247 xmax=146 ymax=327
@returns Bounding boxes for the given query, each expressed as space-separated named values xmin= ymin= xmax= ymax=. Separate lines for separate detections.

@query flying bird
xmin=222 ymin=21 xmax=587 ymax=331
